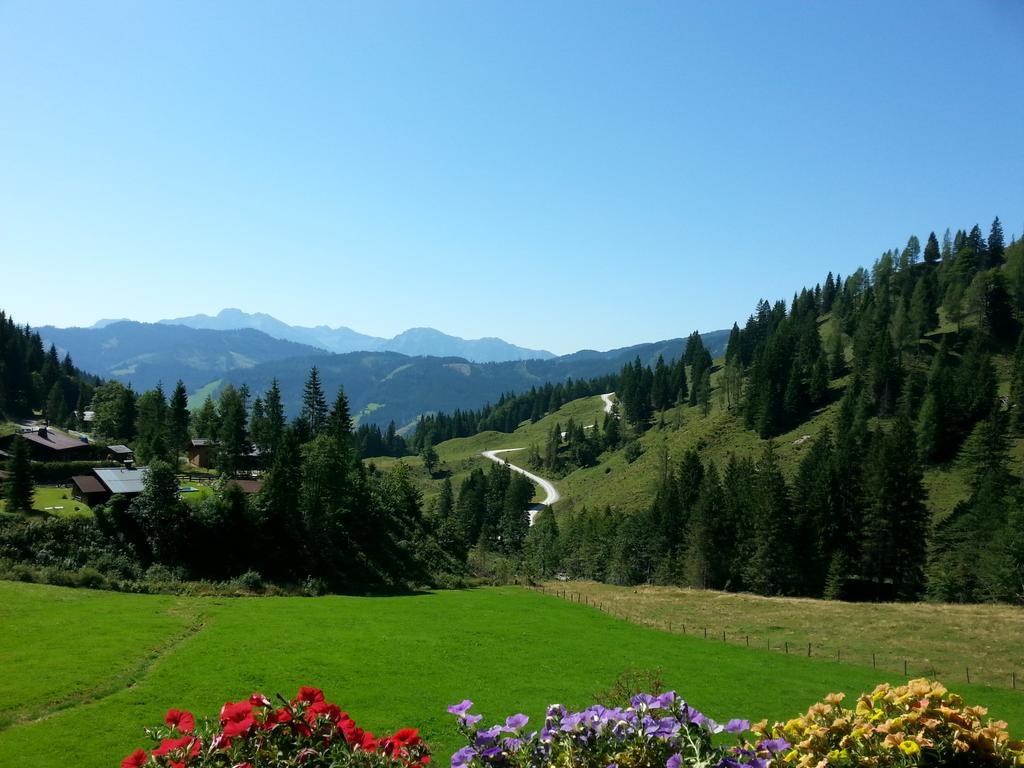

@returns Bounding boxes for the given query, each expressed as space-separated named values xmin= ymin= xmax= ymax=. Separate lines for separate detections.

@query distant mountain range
xmin=40 ymin=315 xmax=730 ymax=429
xmin=39 ymin=322 xmax=327 ymax=391
xmin=153 ymin=308 xmax=556 ymax=363
xmin=207 ymin=331 xmax=733 ymax=429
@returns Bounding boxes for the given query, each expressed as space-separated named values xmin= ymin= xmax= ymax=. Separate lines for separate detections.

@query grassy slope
xmin=385 ymin=325 xmax=1024 ymax=519
xmin=1 ymin=582 xmax=1021 ymax=768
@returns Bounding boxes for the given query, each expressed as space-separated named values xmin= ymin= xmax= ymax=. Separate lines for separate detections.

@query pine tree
xmin=987 ymin=217 xmax=1005 ymax=268
xmin=263 ymin=379 xmax=286 ymax=455
xmin=301 ymin=366 xmax=328 ymax=436
xmin=167 ymin=380 xmax=190 ymax=461
xmin=860 ymin=417 xmax=929 ymax=600
xmin=923 ymin=231 xmax=940 ymax=265
xmin=744 ymin=442 xmax=796 ymax=595
xmin=4 ymin=437 xmax=34 ymax=513
xmin=328 ymin=387 xmax=353 ymax=448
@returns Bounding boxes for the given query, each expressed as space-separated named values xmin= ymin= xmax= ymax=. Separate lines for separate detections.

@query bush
xmin=623 ymin=439 xmax=644 ymax=464
xmin=751 ymin=678 xmax=1024 ymax=767
xmin=122 ymin=686 xmax=428 ymax=768
xmin=29 ymin=460 xmax=121 ymax=484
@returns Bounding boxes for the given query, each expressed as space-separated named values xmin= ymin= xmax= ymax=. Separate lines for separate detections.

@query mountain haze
xmin=159 ymin=308 xmax=555 ymax=362
xmin=39 ymin=321 xmax=330 ymax=391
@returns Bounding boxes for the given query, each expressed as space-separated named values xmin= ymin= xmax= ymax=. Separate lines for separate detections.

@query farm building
xmin=188 ymin=438 xmax=215 ymax=468
xmin=227 ymin=478 xmax=264 ymax=494
xmin=0 ymin=427 xmax=91 ymax=461
xmin=107 ymin=444 xmax=134 ymax=463
xmin=70 ymin=474 xmax=108 ymax=506
xmin=71 ymin=467 xmax=151 ymax=506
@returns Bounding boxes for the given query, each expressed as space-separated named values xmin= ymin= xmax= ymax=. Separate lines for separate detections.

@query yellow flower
xmin=783 ymin=749 xmax=799 ymax=763
xmin=899 ymin=740 xmax=920 ymax=756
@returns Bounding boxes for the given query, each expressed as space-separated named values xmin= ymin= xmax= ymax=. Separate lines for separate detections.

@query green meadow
xmin=1 ymin=582 xmax=1022 ymax=768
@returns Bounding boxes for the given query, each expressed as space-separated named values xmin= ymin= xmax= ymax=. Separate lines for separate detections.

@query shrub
xmin=751 ymin=678 xmax=1024 ymax=767
xmin=123 ymin=686 xmax=429 ymax=768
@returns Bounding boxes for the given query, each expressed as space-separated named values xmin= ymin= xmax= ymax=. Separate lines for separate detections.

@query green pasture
xmin=0 ymin=485 xmax=92 ymax=517
xmin=0 ymin=582 xmax=1021 ymax=768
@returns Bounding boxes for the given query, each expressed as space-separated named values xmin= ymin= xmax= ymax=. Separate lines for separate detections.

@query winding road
xmin=481 ymin=393 xmax=616 ymax=525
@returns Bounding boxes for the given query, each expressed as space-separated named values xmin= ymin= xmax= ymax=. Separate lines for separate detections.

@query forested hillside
xmin=0 ymin=311 xmax=101 ymax=426
xmin=423 ymin=218 xmax=1024 ymax=604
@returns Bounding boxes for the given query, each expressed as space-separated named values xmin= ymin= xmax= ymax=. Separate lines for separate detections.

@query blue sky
xmin=1 ymin=1 xmax=1022 ymax=355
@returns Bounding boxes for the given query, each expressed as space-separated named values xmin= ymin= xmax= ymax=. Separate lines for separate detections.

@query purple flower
xmin=448 ymin=700 xmax=474 ymax=717
xmin=758 ymin=737 xmax=790 ymax=754
xmin=722 ymin=719 xmax=750 ymax=734
xmin=451 ymin=746 xmax=476 ymax=768
xmin=480 ymin=746 xmax=503 ymax=760
xmin=666 ymin=754 xmax=682 ymax=768
xmin=463 ymin=713 xmax=483 ymax=726
xmin=504 ymin=713 xmax=529 ymax=732
xmin=631 ymin=693 xmax=657 ymax=708
xmin=653 ymin=691 xmax=678 ymax=709
xmin=475 ymin=726 xmax=503 ymax=746
xmin=503 ymin=737 xmax=524 ymax=751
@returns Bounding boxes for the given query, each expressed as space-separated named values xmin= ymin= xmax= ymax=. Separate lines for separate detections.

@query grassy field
xmin=0 ymin=485 xmax=92 ymax=516
xmin=1 ymin=582 xmax=1021 ymax=768
xmin=540 ymin=581 xmax=1024 ymax=689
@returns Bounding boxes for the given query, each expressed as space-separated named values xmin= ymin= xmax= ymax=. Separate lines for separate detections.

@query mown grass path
xmin=1 ymin=582 xmax=1020 ymax=768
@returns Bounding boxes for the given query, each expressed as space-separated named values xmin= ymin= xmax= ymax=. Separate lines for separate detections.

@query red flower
xmin=165 ymin=709 xmax=196 ymax=734
xmin=231 ymin=763 xmax=253 ymax=768
xmin=263 ymin=707 xmax=293 ymax=730
xmin=152 ymin=736 xmax=200 ymax=759
xmin=220 ymin=701 xmax=256 ymax=738
xmin=305 ymin=700 xmax=345 ymax=728
xmin=294 ymin=686 xmax=325 ymax=705
xmin=121 ymin=748 xmax=148 ymax=768
xmin=248 ymin=693 xmax=271 ymax=708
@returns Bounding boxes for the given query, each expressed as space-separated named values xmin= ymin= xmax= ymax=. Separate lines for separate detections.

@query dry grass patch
xmin=542 ymin=581 xmax=1024 ymax=690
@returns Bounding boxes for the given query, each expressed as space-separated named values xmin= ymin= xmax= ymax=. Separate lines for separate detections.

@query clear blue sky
xmin=1 ymin=1 xmax=1022 ymax=355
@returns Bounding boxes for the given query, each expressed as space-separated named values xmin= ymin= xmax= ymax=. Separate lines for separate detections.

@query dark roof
xmin=228 ymin=479 xmax=264 ymax=494
xmin=20 ymin=428 xmax=87 ymax=452
xmin=72 ymin=475 xmax=106 ymax=494
xmin=107 ymin=444 xmax=133 ymax=455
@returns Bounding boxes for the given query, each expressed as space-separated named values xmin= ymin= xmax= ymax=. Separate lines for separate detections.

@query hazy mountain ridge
xmin=208 ymin=331 xmax=731 ymax=429
xmin=39 ymin=321 xmax=331 ymax=391
xmin=158 ymin=308 xmax=555 ymax=362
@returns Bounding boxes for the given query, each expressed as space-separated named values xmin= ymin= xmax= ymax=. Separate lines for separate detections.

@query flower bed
xmin=751 ymin=679 xmax=1024 ymax=767
xmin=446 ymin=694 xmax=783 ymax=768
xmin=121 ymin=680 xmax=1023 ymax=768
xmin=122 ymin=686 xmax=429 ymax=768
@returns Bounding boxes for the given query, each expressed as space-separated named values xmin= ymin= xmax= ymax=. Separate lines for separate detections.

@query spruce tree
xmin=301 ymin=366 xmax=328 ymax=436
xmin=4 ymin=437 xmax=34 ymax=513
xmin=167 ymin=380 xmax=190 ymax=461
xmin=923 ymin=231 xmax=940 ymax=265
xmin=744 ymin=442 xmax=795 ymax=595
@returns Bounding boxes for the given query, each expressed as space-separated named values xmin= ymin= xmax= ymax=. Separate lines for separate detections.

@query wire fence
xmin=530 ymin=585 xmax=1022 ymax=692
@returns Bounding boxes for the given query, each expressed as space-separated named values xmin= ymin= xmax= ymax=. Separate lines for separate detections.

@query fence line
xmin=529 ymin=585 xmax=1021 ymax=692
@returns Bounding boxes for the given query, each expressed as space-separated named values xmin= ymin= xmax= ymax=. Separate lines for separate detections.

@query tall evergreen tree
xmin=4 ymin=437 xmax=34 ymax=513
xmin=167 ymin=380 xmax=190 ymax=462
xmin=301 ymin=366 xmax=328 ymax=436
